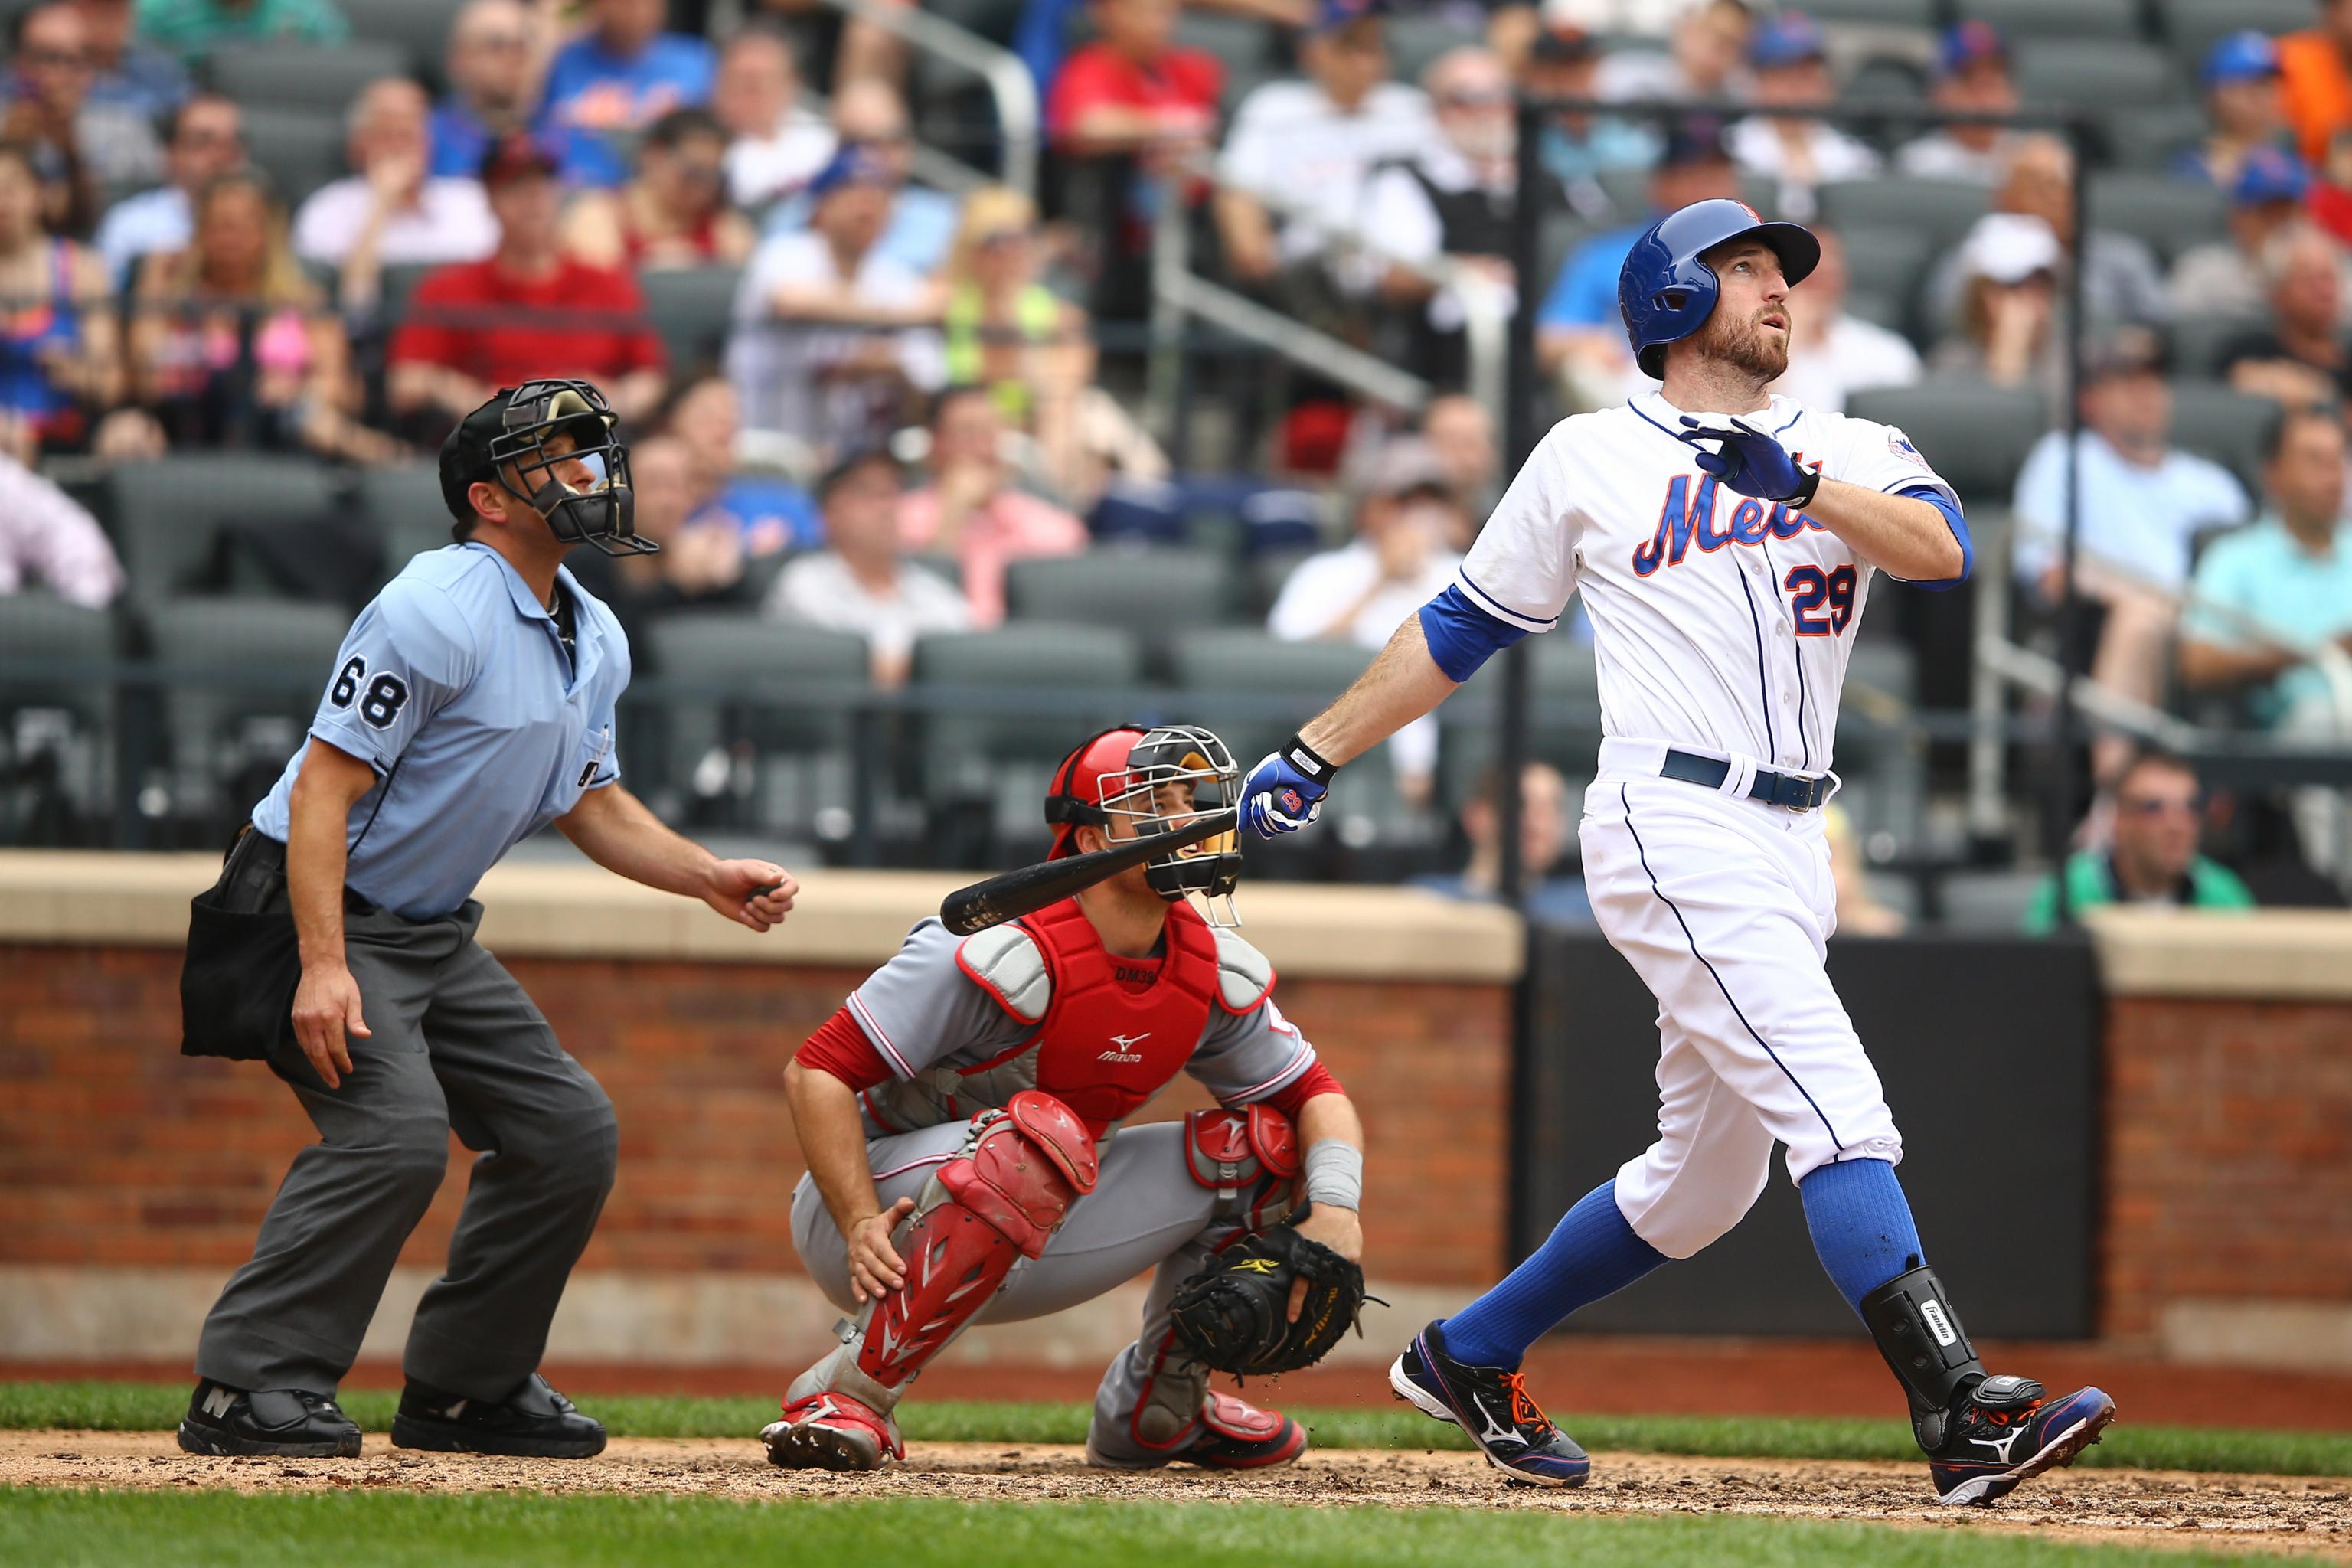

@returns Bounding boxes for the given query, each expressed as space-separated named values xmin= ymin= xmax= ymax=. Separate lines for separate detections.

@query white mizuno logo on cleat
xmin=802 ymin=1396 xmax=841 ymax=1426
xmin=1971 ymin=1425 xmax=2029 ymax=1464
xmin=1472 ymin=1396 xmax=1519 ymax=1447
xmin=443 ymin=1398 xmax=469 ymax=1420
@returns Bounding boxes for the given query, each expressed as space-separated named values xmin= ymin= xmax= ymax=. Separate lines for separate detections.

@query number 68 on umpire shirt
xmin=249 ymin=539 xmax=629 ymax=920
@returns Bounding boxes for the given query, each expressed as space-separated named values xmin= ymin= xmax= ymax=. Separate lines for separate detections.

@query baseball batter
xmin=1236 ymin=199 xmax=2116 ymax=1504
xmin=762 ymin=725 xmax=1368 ymax=1473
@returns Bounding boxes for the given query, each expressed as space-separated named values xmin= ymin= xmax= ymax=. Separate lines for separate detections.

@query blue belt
xmin=1658 ymin=749 xmax=1830 ymax=812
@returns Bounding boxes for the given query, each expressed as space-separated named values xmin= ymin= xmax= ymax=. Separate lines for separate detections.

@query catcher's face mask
xmin=1066 ymin=724 xmax=1243 ymax=926
xmin=489 ymin=378 xmax=652 ymax=557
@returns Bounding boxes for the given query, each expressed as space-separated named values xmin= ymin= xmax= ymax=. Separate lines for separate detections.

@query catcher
xmin=763 ymin=724 xmax=1370 ymax=1472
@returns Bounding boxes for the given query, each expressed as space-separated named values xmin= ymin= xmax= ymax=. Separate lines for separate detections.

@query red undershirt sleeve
xmin=1260 ymin=1060 xmax=1344 ymax=1118
xmin=795 ymin=1005 xmax=892 ymax=1092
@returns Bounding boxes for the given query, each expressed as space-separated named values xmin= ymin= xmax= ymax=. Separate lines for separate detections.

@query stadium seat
xmin=2086 ymin=171 xmax=2229 ymax=263
xmin=2166 ymin=313 xmax=2267 ymax=379
xmin=2167 ymin=381 xmax=2278 ymax=494
xmin=1834 ymin=639 xmax=1926 ymax=852
xmin=646 ymin=616 xmax=871 ymax=838
xmin=1804 ymin=0 xmax=1935 ymax=24
xmin=2158 ymin=0 xmax=2312 ymax=80
xmin=1173 ymin=9 xmax=1276 ymax=67
xmin=340 ymin=0 xmax=466 ymax=88
xmin=378 ymin=261 xmax=439 ymax=328
xmin=1844 ymin=384 xmax=2047 ymax=504
xmin=1442 ymin=636 xmax=1606 ymax=810
xmin=358 ymin=465 xmax=459 ymax=581
xmin=1937 ymin=867 xmax=2046 ymax=932
xmin=0 ymin=595 xmax=119 ymax=838
xmin=1817 ymin=179 xmax=1991 ymax=251
xmin=1956 ymin=0 xmax=2143 ymax=41
xmin=928 ymin=0 xmax=1024 ymax=45
xmin=1385 ymin=15 xmax=1485 ymax=83
xmin=2014 ymin=40 xmax=2180 ymax=111
xmin=2101 ymin=103 xmax=2211 ymax=173
xmin=1838 ymin=227 xmax=1936 ymax=337
xmin=913 ymin=625 xmax=1145 ymax=858
xmin=1002 ymin=548 xmax=1236 ymax=673
xmin=640 ymin=266 xmax=743 ymax=376
xmin=204 ymin=41 xmax=414 ymax=116
xmin=107 ymin=456 xmax=343 ymax=610
xmin=144 ymin=599 xmax=352 ymax=823
xmin=237 ymin=107 xmax=345 ymax=210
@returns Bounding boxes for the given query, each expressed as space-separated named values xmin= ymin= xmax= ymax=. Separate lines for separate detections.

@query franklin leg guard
xmin=792 ymin=1090 xmax=1100 ymax=1422
xmin=1859 ymin=1263 xmax=1984 ymax=1451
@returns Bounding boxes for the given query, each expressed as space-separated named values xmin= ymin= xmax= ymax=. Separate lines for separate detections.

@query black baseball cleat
xmin=1389 ymin=1320 xmax=1590 ymax=1488
xmin=390 ymin=1373 xmax=607 ymax=1459
xmin=176 ymin=1379 xmax=361 ymax=1458
xmin=1922 ymin=1374 xmax=2117 ymax=1506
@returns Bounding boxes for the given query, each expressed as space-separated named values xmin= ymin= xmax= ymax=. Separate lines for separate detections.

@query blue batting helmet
xmin=1618 ymin=199 xmax=1821 ymax=379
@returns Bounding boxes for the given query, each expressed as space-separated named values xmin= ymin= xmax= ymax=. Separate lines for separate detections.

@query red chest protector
xmin=958 ymin=897 xmax=1220 ymax=1135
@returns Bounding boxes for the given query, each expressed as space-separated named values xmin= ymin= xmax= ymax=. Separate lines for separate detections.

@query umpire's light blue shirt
xmin=251 ymin=542 xmax=630 ymax=920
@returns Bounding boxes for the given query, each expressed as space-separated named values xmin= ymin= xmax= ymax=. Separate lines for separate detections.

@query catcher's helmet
xmin=1044 ymin=724 xmax=1243 ymax=919
xmin=1618 ymin=198 xmax=1821 ymax=380
xmin=440 ymin=377 xmax=652 ymax=557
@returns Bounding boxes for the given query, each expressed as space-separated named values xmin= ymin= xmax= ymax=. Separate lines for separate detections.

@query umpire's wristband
xmin=1279 ymin=733 xmax=1339 ymax=784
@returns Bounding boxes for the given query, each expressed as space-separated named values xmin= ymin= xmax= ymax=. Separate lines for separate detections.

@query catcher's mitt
xmin=1168 ymin=1222 xmax=1375 ymax=1377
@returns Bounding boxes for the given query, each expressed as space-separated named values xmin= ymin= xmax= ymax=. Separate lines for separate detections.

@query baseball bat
xmin=939 ymin=810 xmax=1240 ymax=936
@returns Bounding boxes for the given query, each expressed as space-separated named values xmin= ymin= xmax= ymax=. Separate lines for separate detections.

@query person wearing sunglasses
xmin=2023 ymin=749 xmax=2256 ymax=933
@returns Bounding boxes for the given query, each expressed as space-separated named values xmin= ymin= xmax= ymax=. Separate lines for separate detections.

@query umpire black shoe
xmin=390 ymin=1373 xmax=607 ymax=1459
xmin=176 ymin=1379 xmax=362 ymax=1458
xmin=1922 ymin=1374 xmax=2116 ymax=1506
xmin=1389 ymin=1319 xmax=1590 ymax=1488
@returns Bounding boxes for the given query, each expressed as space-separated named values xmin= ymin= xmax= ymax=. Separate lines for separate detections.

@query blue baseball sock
xmin=1800 ymin=1157 xmax=1925 ymax=1315
xmin=1439 ymin=1181 xmax=1667 ymax=1370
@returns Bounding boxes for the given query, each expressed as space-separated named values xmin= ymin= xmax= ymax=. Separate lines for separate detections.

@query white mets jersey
xmin=1451 ymin=390 xmax=1958 ymax=775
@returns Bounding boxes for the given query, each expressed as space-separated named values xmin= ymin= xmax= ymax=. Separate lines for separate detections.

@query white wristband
xmin=1303 ymin=1139 xmax=1363 ymax=1211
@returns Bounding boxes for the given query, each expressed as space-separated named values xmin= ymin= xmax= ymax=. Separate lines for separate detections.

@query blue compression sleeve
xmin=1897 ymin=485 xmax=1971 ymax=592
xmin=1439 ymin=1181 xmax=1666 ymax=1368
xmin=1800 ymin=1157 xmax=1926 ymax=1315
xmin=1418 ymin=584 xmax=1530 ymax=682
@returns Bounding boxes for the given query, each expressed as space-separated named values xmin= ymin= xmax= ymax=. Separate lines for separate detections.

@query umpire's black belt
xmin=1658 ymin=749 xmax=1831 ymax=812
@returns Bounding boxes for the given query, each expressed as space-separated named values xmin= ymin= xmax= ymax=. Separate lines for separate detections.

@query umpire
xmin=175 ymin=378 xmax=799 ymax=1460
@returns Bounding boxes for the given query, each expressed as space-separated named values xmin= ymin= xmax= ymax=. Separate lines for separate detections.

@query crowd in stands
xmin=11 ymin=0 xmax=2352 ymax=916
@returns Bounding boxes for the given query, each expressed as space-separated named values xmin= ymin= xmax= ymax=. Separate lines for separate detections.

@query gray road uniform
xmin=790 ymin=908 xmax=1336 ymax=1465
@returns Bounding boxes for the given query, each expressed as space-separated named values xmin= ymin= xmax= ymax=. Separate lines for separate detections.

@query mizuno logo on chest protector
xmin=1633 ymin=472 xmax=1824 ymax=577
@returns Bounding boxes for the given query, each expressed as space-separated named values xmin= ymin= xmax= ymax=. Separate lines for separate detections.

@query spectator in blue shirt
xmin=1537 ymin=119 xmax=1738 ymax=407
xmin=93 ymin=90 xmax=238 ymax=286
xmin=2179 ymin=30 xmax=2290 ymax=191
xmin=430 ymin=0 xmax=563 ymax=181
xmin=1519 ymin=24 xmax=1657 ymax=221
xmin=540 ymin=0 xmax=715 ymax=189
xmin=1410 ymin=762 xmax=1593 ymax=926
xmin=77 ymin=0 xmax=188 ymax=119
xmin=762 ymin=79 xmax=959 ymax=278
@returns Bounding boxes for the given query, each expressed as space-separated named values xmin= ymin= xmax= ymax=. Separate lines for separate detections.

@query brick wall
xmin=2102 ymin=997 xmax=2352 ymax=1340
xmin=0 ymin=944 xmax=1510 ymax=1288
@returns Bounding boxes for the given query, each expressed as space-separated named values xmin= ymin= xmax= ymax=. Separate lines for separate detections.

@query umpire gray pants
xmin=194 ymin=847 xmax=618 ymax=1400
xmin=790 ymin=1120 xmax=1258 ymax=1466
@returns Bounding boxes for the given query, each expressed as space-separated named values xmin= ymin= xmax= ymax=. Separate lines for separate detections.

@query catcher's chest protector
xmin=957 ymin=897 xmax=1220 ymax=1136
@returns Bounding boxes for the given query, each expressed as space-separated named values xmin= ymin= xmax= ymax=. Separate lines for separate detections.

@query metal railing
xmin=814 ymin=0 xmax=1039 ymax=199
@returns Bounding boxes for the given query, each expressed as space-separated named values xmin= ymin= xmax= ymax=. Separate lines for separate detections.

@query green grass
xmin=0 ymin=1488 xmax=2303 ymax=1568
xmin=5 ymin=1381 xmax=2347 ymax=1478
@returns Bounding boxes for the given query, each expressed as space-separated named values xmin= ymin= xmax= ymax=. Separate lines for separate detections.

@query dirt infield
xmin=5 ymin=1432 xmax=2347 ymax=1559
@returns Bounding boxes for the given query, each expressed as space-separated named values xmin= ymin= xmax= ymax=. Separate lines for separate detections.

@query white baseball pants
xmin=1579 ymin=740 xmax=1904 ymax=1260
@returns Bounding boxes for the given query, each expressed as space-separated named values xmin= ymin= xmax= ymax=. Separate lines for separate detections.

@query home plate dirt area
xmin=5 ymin=1432 xmax=2348 ymax=1559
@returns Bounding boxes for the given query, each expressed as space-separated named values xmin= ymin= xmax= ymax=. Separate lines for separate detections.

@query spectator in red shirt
xmin=1046 ymin=0 xmax=1222 ymax=155
xmin=389 ymin=132 xmax=665 ymax=439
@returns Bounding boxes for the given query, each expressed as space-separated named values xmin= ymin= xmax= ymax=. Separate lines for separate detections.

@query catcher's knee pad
xmin=1182 ymin=1103 xmax=1298 ymax=1227
xmin=851 ymin=1091 xmax=1099 ymax=1395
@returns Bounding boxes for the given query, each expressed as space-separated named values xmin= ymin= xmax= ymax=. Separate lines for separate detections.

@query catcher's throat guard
xmin=1045 ymin=724 xmax=1245 ymax=925
xmin=491 ymin=377 xmax=652 ymax=557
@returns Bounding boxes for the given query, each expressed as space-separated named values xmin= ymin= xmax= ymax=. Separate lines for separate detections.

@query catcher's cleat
xmin=1389 ymin=1320 xmax=1590 ymax=1488
xmin=176 ymin=1379 xmax=361 ymax=1459
xmin=390 ymin=1373 xmax=606 ymax=1459
xmin=1175 ymin=1390 xmax=1307 ymax=1470
xmin=763 ymin=1391 xmax=904 ymax=1472
xmin=1923 ymin=1375 xmax=2116 ymax=1506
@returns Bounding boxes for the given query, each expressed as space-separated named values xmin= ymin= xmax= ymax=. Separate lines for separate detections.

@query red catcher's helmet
xmin=1044 ymin=725 xmax=1148 ymax=861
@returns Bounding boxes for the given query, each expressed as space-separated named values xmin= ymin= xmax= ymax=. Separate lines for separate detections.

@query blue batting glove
xmin=1675 ymin=413 xmax=1818 ymax=505
xmin=1239 ymin=736 xmax=1338 ymax=840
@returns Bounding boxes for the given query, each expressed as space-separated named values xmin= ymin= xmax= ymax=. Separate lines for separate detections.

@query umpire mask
xmin=481 ymin=378 xmax=652 ymax=557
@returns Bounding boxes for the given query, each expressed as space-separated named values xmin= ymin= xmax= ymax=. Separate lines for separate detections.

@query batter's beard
xmin=1696 ymin=311 xmax=1791 ymax=384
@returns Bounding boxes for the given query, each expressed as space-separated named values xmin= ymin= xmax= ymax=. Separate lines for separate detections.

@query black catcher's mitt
xmin=1168 ymin=1222 xmax=1374 ymax=1377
